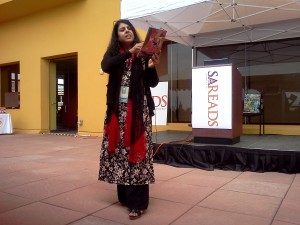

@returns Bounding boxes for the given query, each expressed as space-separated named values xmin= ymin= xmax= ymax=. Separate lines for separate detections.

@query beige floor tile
xmin=0 ymin=202 xmax=86 ymax=225
xmin=1 ymin=134 xmax=299 ymax=225
xmin=221 ymin=179 xmax=289 ymax=197
xmin=25 ymin=164 xmax=80 ymax=178
xmin=93 ymin=198 xmax=191 ymax=225
xmin=275 ymin=195 xmax=300 ymax=224
xmin=42 ymin=183 xmax=118 ymax=214
xmin=187 ymin=168 xmax=242 ymax=178
xmin=69 ymin=216 xmax=125 ymax=225
xmin=0 ymin=192 xmax=33 ymax=214
xmin=0 ymin=160 xmax=52 ymax=174
xmin=237 ymin=171 xmax=295 ymax=184
xmin=290 ymin=174 xmax=300 ymax=189
xmin=169 ymin=171 xmax=233 ymax=189
xmin=282 ymin=187 xmax=300 ymax=201
xmin=271 ymin=220 xmax=297 ymax=225
xmin=4 ymin=178 xmax=83 ymax=201
xmin=0 ymin=170 xmax=47 ymax=191
xmin=171 ymin=206 xmax=271 ymax=225
xmin=154 ymin=163 xmax=195 ymax=181
xmin=49 ymin=170 xmax=98 ymax=187
xmin=150 ymin=181 xmax=215 ymax=205
xmin=199 ymin=189 xmax=281 ymax=219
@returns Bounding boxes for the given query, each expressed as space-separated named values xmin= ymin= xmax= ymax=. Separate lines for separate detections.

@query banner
xmin=192 ymin=65 xmax=232 ymax=129
xmin=151 ymin=82 xmax=168 ymax=125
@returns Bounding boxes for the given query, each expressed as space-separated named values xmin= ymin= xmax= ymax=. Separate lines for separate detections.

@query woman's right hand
xmin=129 ymin=42 xmax=144 ymax=54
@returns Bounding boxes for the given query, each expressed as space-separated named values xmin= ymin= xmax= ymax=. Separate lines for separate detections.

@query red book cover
xmin=138 ymin=27 xmax=167 ymax=58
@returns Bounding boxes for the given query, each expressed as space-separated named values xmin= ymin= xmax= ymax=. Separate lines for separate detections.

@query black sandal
xmin=129 ymin=209 xmax=144 ymax=220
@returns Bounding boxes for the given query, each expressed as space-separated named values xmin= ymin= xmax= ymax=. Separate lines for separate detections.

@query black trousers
xmin=117 ymin=184 xmax=149 ymax=210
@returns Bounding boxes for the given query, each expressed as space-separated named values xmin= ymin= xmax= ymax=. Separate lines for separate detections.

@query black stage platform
xmin=152 ymin=131 xmax=300 ymax=173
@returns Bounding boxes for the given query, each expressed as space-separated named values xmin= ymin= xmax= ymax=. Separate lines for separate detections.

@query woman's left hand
xmin=148 ymin=51 xmax=161 ymax=68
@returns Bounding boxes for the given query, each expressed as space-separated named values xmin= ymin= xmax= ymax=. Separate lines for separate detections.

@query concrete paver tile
xmin=199 ymin=189 xmax=281 ymax=219
xmin=0 ymin=170 xmax=47 ymax=191
xmin=0 ymin=202 xmax=86 ymax=225
xmin=42 ymin=183 xmax=118 ymax=214
xmin=1 ymin=134 xmax=300 ymax=225
xmin=171 ymin=206 xmax=271 ymax=225
xmin=150 ymin=181 xmax=216 ymax=205
xmin=237 ymin=171 xmax=295 ymax=185
xmin=186 ymin=168 xmax=242 ymax=179
xmin=69 ymin=216 xmax=125 ymax=225
xmin=169 ymin=171 xmax=233 ymax=189
xmin=93 ymin=198 xmax=191 ymax=225
xmin=48 ymin=170 xmax=98 ymax=187
xmin=0 ymin=192 xmax=33 ymax=214
xmin=0 ymin=160 xmax=53 ymax=174
xmin=4 ymin=178 xmax=84 ymax=201
xmin=154 ymin=163 xmax=195 ymax=181
xmin=221 ymin=179 xmax=290 ymax=198
xmin=275 ymin=190 xmax=300 ymax=224
xmin=271 ymin=220 xmax=298 ymax=225
xmin=290 ymin=174 xmax=300 ymax=189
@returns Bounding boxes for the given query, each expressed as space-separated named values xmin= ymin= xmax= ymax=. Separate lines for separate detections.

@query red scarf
xmin=104 ymin=50 xmax=146 ymax=163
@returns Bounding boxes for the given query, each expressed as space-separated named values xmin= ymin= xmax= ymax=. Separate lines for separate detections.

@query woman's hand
xmin=148 ymin=51 xmax=161 ymax=68
xmin=129 ymin=42 xmax=144 ymax=54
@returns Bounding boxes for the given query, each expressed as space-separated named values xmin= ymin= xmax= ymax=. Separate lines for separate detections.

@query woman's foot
xmin=129 ymin=209 xmax=144 ymax=220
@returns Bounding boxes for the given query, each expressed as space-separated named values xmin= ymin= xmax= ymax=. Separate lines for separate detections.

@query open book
xmin=138 ymin=27 xmax=167 ymax=58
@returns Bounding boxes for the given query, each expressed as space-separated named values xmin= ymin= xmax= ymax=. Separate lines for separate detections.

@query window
xmin=0 ymin=63 xmax=20 ymax=109
xmin=164 ymin=38 xmax=300 ymax=124
xmin=194 ymin=38 xmax=300 ymax=125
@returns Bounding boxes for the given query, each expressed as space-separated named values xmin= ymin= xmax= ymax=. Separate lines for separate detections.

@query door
xmin=49 ymin=62 xmax=57 ymax=130
xmin=50 ymin=57 xmax=78 ymax=131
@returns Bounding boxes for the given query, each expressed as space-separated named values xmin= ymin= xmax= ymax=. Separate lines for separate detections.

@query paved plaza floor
xmin=1 ymin=133 xmax=300 ymax=225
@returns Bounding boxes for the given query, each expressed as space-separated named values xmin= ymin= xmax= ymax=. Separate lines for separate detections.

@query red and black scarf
xmin=104 ymin=50 xmax=146 ymax=163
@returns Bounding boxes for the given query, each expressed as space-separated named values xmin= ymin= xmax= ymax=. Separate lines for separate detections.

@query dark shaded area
xmin=153 ymin=131 xmax=300 ymax=173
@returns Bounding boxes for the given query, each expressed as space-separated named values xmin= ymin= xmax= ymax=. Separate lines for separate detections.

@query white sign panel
xmin=192 ymin=65 xmax=232 ymax=129
xmin=151 ymin=82 xmax=168 ymax=125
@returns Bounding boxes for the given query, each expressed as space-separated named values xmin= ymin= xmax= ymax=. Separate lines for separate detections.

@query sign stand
xmin=192 ymin=64 xmax=242 ymax=145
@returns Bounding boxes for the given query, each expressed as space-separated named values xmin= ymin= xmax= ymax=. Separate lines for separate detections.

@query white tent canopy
xmin=121 ymin=0 xmax=300 ymax=47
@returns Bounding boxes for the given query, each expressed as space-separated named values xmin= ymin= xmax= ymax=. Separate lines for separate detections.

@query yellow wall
xmin=0 ymin=0 xmax=120 ymax=135
xmin=1 ymin=0 xmax=299 ymax=136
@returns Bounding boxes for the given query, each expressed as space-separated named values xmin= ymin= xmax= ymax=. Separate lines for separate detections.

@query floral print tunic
xmin=99 ymin=59 xmax=155 ymax=185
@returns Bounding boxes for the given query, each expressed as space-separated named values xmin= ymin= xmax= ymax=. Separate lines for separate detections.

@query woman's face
xmin=117 ymin=22 xmax=134 ymax=48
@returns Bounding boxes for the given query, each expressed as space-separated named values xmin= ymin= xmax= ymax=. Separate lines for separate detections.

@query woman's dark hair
xmin=107 ymin=19 xmax=141 ymax=55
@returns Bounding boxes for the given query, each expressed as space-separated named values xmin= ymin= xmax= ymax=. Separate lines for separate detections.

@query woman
xmin=98 ymin=19 xmax=160 ymax=220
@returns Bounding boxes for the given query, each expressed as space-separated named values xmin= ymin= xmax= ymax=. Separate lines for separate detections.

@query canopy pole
xmin=191 ymin=47 xmax=194 ymax=68
xmin=232 ymin=0 xmax=236 ymax=21
xmin=170 ymin=42 xmax=173 ymax=123
xmin=191 ymin=47 xmax=195 ymax=125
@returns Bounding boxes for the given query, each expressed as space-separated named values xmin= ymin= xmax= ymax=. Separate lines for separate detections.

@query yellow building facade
xmin=0 ymin=0 xmax=121 ymax=135
xmin=1 ymin=0 xmax=299 ymax=136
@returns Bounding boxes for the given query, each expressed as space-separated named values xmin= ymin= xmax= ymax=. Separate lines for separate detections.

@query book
xmin=243 ymin=94 xmax=261 ymax=113
xmin=138 ymin=27 xmax=167 ymax=58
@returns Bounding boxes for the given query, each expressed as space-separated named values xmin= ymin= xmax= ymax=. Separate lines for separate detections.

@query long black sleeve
xmin=144 ymin=67 xmax=159 ymax=88
xmin=101 ymin=50 xmax=132 ymax=74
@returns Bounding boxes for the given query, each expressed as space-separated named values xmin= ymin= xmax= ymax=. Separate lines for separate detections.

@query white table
xmin=0 ymin=113 xmax=13 ymax=134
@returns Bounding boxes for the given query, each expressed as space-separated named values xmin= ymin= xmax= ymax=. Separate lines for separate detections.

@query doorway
xmin=49 ymin=56 xmax=78 ymax=134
